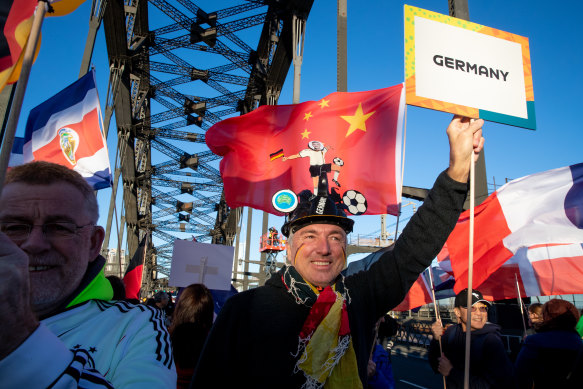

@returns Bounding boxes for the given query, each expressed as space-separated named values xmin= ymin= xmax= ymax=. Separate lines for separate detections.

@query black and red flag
xmin=0 ymin=0 xmax=36 ymax=92
xmin=123 ymin=236 xmax=147 ymax=300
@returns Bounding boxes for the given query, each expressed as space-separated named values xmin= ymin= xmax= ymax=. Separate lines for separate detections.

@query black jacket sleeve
xmin=428 ymin=338 xmax=442 ymax=374
xmin=347 ymin=170 xmax=468 ymax=318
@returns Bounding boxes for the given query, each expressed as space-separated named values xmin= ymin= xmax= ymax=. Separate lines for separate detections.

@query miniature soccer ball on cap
xmin=342 ymin=190 xmax=367 ymax=215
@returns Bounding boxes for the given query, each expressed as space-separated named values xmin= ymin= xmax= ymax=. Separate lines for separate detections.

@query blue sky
xmin=13 ymin=0 xmax=583 ymax=265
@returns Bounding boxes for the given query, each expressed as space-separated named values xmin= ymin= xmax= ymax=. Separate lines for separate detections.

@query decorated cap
xmin=281 ymin=190 xmax=354 ymax=237
xmin=454 ymin=289 xmax=491 ymax=308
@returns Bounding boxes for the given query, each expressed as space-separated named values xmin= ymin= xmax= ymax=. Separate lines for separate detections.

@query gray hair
xmin=5 ymin=161 xmax=99 ymax=223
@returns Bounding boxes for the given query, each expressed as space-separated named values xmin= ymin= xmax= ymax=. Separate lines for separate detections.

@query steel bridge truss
xmin=102 ymin=0 xmax=313 ymax=291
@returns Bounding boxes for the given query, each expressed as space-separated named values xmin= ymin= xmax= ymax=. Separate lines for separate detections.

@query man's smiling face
xmin=286 ymin=223 xmax=347 ymax=287
xmin=0 ymin=182 xmax=104 ymax=316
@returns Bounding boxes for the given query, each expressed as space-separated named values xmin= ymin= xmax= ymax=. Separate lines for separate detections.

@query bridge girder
xmin=103 ymin=0 xmax=314 ymax=292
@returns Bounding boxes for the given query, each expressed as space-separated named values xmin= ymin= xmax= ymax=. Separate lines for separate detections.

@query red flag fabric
xmin=0 ymin=0 xmax=36 ymax=92
xmin=471 ymin=243 xmax=583 ymax=301
xmin=392 ymin=274 xmax=432 ymax=311
xmin=448 ymin=163 xmax=583 ymax=293
xmin=206 ymin=84 xmax=405 ymax=216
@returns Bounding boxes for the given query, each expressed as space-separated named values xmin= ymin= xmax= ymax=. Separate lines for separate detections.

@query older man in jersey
xmin=0 ymin=162 xmax=176 ymax=387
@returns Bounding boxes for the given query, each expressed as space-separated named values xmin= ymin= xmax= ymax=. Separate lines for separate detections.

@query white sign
xmin=169 ymin=240 xmax=234 ymax=290
xmin=404 ymin=5 xmax=536 ymax=129
xmin=414 ymin=16 xmax=527 ymax=119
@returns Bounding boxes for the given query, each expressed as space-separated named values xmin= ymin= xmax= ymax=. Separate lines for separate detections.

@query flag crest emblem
xmin=58 ymin=127 xmax=79 ymax=165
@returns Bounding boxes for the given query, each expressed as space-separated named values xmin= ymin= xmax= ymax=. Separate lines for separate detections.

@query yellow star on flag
xmin=303 ymin=112 xmax=313 ymax=121
xmin=301 ymin=129 xmax=311 ymax=139
xmin=341 ymin=103 xmax=375 ymax=137
xmin=318 ymin=99 xmax=330 ymax=109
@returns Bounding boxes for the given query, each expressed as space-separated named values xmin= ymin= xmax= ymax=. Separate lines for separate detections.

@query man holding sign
xmin=192 ymin=116 xmax=484 ymax=387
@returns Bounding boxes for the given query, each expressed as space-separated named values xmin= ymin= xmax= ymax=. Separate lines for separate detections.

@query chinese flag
xmin=206 ymin=84 xmax=405 ymax=215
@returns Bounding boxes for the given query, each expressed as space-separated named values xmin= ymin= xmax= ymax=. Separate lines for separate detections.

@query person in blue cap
xmin=192 ymin=116 xmax=484 ymax=388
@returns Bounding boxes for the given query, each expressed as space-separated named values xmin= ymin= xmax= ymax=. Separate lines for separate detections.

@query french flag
xmin=23 ymin=71 xmax=112 ymax=190
xmin=448 ymin=163 xmax=583 ymax=293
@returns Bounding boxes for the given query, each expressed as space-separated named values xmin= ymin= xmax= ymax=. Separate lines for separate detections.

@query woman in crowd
xmin=515 ymin=298 xmax=582 ymax=388
xmin=169 ymin=284 xmax=214 ymax=389
xmin=524 ymin=302 xmax=543 ymax=336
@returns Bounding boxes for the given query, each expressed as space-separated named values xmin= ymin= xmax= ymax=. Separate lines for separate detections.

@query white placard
xmin=414 ymin=15 xmax=527 ymax=119
xmin=169 ymin=240 xmax=234 ymax=290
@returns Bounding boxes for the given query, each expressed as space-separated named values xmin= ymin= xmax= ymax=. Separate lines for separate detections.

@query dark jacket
xmin=428 ymin=323 xmax=516 ymax=388
xmin=171 ymin=322 xmax=208 ymax=389
xmin=191 ymin=171 xmax=468 ymax=387
xmin=515 ymin=330 xmax=583 ymax=389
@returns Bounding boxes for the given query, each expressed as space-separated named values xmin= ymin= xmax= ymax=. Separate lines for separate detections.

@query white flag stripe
xmin=527 ymin=243 xmax=583 ymax=262
xmin=513 ymin=247 xmax=542 ymax=297
xmin=74 ymin=148 xmax=111 ymax=178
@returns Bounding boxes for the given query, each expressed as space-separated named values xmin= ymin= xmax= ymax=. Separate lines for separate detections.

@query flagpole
xmin=138 ymin=234 xmax=149 ymax=301
xmin=428 ymin=266 xmax=442 ymax=326
xmin=393 ymin=96 xmax=408 ymax=242
xmin=428 ymin=266 xmax=447 ymax=389
xmin=369 ymin=319 xmax=381 ymax=362
xmin=463 ymin=131 xmax=476 ymax=389
xmin=515 ymin=273 xmax=528 ymax=338
xmin=0 ymin=1 xmax=47 ymax=194
xmin=394 ymin=203 xmax=402 ymax=240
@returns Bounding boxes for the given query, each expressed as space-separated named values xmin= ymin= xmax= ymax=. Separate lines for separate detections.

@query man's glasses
xmin=0 ymin=222 xmax=94 ymax=241
xmin=461 ymin=305 xmax=488 ymax=313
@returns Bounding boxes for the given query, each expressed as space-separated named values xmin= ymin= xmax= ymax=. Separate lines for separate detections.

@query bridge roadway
xmin=391 ymin=344 xmax=443 ymax=389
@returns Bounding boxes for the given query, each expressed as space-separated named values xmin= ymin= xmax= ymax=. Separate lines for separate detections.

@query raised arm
xmin=347 ymin=116 xmax=484 ymax=317
xmin=283 ymin=154 xmax=301 ymax=161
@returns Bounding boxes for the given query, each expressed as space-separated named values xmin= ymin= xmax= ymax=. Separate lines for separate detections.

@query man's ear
xmin=285 ymin=241 xmax=292 ymax=265
xmin=453 ymin=307 xmax=461 ymax=322
xmin=89 ymin=226 xmax=106 ymax=262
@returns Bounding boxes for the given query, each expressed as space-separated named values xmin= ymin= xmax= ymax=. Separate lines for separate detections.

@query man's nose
xmin=314 ymin=236 xmax=332 ymax=255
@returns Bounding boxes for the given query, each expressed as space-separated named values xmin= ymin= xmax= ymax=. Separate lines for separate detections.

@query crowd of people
xmin=429 ymin=290 xmax=583 ymax=388
xmin=1 ymin=116 xmax=582 ymax=388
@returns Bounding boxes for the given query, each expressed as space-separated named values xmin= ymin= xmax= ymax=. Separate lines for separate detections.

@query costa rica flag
xmin=23 ymin=70 xmax=112 ymax=190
